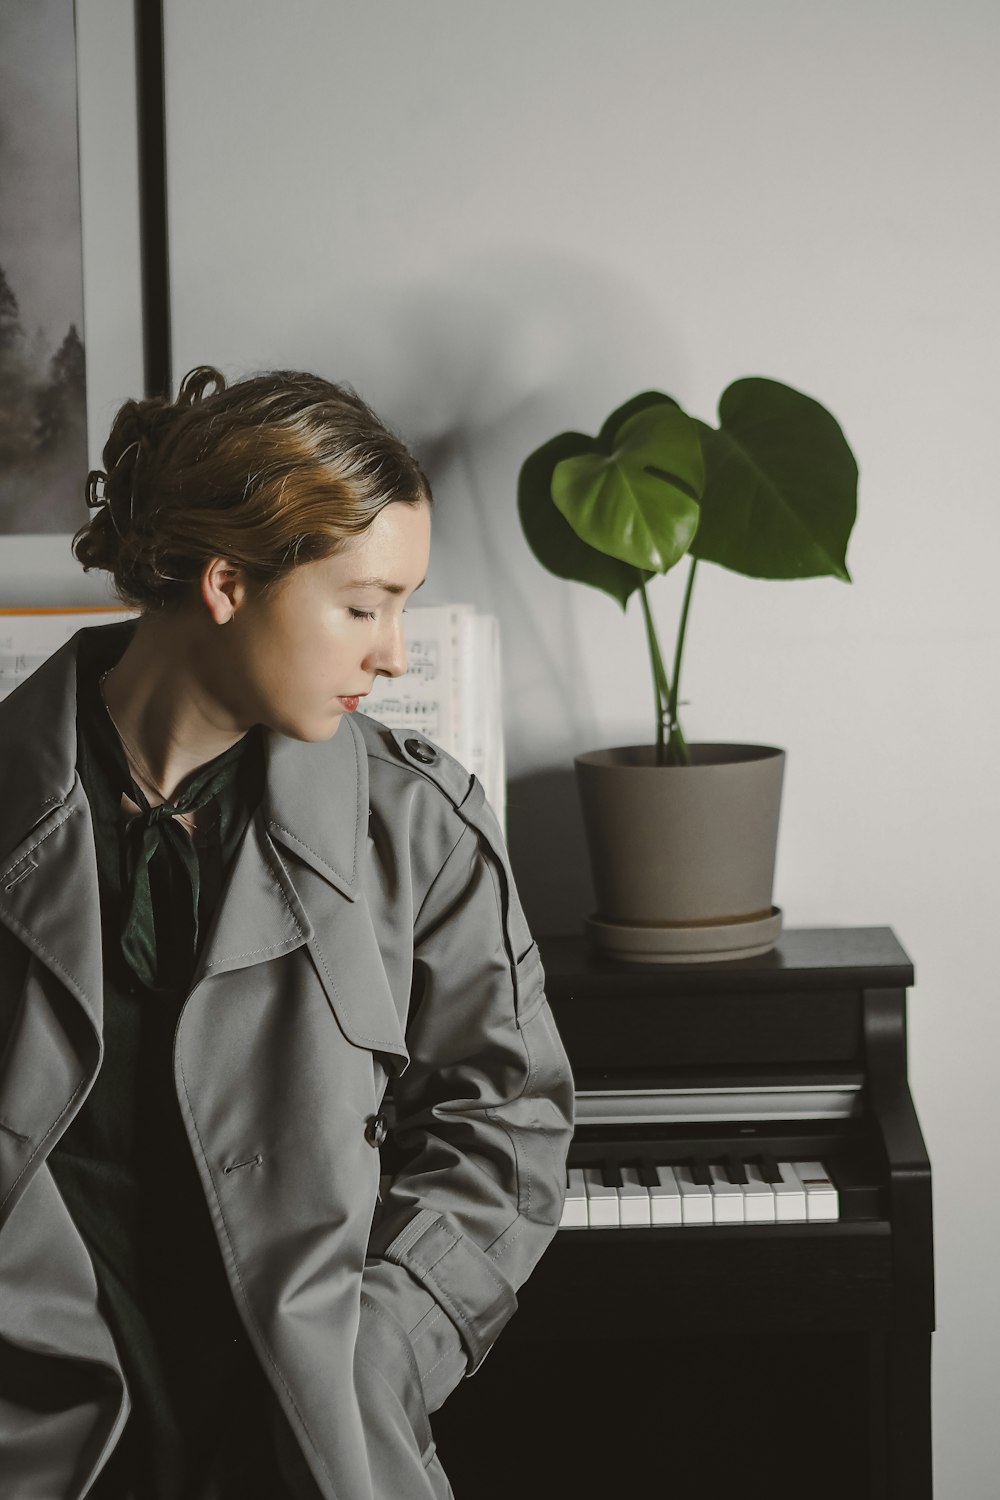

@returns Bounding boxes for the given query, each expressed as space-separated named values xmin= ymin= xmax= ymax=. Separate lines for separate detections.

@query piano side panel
xmin=863 ymin=987 xmax=935 ymax=1332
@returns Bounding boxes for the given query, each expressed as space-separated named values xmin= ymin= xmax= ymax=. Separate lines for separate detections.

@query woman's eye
xmin=349 ymin=608 xmax=377 ymax=621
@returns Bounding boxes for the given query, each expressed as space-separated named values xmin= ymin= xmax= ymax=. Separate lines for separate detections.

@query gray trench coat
xmin=0 ymin=621 xmax=574 ymax=1499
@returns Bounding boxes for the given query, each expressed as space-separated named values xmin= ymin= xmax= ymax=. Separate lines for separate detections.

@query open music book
xmin=0 ymin=602 xmax=506 ymax=830
xmin=0 ymin=606 xmax=135 ymax=694
xmin=362 ymin=603 xmax=506 ymax=830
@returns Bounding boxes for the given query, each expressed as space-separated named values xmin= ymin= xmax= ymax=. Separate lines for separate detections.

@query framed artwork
xmin=0 ymin=0 xmax=88 ymax=534
xmin=0 ymin=0 xmax=170 ymax=543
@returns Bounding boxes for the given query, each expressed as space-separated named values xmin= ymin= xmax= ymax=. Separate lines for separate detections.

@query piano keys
xmin=560 ymin=1157 xmax=840 ymax=1227
xmin=797 ymin=1161 xmax=839 ymax=1220
xmin=580 ymin=1164 xmax=619 ymax=1226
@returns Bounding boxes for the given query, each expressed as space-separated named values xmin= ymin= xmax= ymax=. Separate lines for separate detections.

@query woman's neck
xmin=101 ymin=614 xmax=248 ymax=802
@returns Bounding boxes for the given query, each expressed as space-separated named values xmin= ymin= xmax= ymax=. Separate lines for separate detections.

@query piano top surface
xmin=537 ymin=925 xmax=914 ymax=997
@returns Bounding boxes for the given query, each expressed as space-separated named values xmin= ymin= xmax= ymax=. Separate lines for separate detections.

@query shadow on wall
xmin=506 ymin=765 xmax=594 ymax=939
xmin=252 ymin=252 xmax=686 ymax=776
xmin=376 ymin=255 xmax=684 ymax=780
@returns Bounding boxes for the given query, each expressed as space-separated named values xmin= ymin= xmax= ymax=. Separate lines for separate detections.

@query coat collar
xmin=0 ymin=617 xmax=366 ymax=904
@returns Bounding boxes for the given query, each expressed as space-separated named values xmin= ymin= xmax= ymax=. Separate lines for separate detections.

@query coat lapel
xmin=186 ymin=720 xmax=408 ymax=1073
xmin=0 ymin=781 xmax=104 ymax=1035
xmin=0 ymin=639 xmax=106 ymax=1221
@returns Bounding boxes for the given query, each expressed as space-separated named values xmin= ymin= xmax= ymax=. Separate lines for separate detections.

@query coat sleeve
xmin=358 ymin=775 xmax=575 ymax=1419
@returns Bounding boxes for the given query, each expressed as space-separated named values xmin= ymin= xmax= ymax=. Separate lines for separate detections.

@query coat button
xmin=404 ymin=737 xmax=437 ymax=764
xmin=365 ymin=1113 xmax=388 ymax=1147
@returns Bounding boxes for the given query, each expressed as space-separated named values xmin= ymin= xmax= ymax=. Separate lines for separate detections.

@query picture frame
xmin=134 ymin=0 xmax=172 ymax=401
xmin=0 ymin=2 xmax=169 ymax=599
xmin=0 ymin=2 xmax=90 ymax=537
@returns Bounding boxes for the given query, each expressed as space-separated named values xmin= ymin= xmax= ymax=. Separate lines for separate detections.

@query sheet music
xmin=364 ymin=604 xmax=460 ymax=746
xmin=474 ymin=613 xmax=505 ymax=830
xmin=0 ymin=607 xmax=139 ymax=700
xmin=363 ymin=602 xmax=506 ymax=830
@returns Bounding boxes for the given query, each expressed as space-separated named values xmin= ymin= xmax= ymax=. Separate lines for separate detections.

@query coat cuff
xmin=377 ymin=1208 xmax=518 ymax=1374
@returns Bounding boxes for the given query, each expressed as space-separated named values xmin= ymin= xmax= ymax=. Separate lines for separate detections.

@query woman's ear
xmin=200 ymin=556 xmax=246 ymax=624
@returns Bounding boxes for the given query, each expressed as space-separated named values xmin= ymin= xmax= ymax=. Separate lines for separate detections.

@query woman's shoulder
xmin=350 ymin=710 xmax=474 ymax=812
xmin=348 ymin=709 xmax=510 ymax=871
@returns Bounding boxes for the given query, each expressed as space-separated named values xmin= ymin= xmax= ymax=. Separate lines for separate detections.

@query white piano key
xmin=649 ymin=1164 xmax=682 ymax=1226
xmin=560 ymin=1168 xmax=589 ymax=1228
xmin=793 ymin=1160 xmax=839 ymax=1222
xmin=741 ymin=1163 xmax=777 ymax=1223
xmin=774 ymin=1161 xmax=807 ymax=1222
xmin=674 ymin=1165 xmax=714 ymax=1225
xmin=618 ymin=1166 xmax=652 ymax=1226
xmin=583 ymin=1166 xmax=620 ymax=1227
xmin=708 ymin=1163 xmax=745 ymax=1224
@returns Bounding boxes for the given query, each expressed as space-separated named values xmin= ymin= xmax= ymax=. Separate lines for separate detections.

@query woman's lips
xmin=337 ymin=696 xmax=361 ymax=712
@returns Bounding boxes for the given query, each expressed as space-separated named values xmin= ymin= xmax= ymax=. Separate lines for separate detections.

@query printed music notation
xmin=364 ymin=604 xmax=461 ymax=752
xmin=366 ymin=697 xmax=442 ymax=740
xmin=403 ymin=642 xmax=441 ymax=684
xmin=0 ymin=652 xmax=50 ymax=682
xmin=0 ymin=607 xmax=139 ymax=701
xmin=363 ymin=602 xmax=505 ymax=829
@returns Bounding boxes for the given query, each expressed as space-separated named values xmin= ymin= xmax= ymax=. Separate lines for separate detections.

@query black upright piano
xmin=430 ymin=926 xmax=934 ymax=1500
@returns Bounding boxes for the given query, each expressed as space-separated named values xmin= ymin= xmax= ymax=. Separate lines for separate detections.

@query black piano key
xmin=689 ymin=1157 xmax=713 ymax=1186
xmin=602 ymin=1160 xmax=624 ymax=1188
xmin=759 ymin=1153 xmax=782 ymax=1184
xmin=637 ymin=1159 xmax=660 ymax=1189
xmin=726 ymin=1153 xmax=749 ymax=1185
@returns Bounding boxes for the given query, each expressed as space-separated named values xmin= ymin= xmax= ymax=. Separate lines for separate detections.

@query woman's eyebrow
xmin=344 ymin=576 xmax=426 ymax=595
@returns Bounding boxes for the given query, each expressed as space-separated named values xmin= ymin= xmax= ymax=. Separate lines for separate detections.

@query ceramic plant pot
xmin=573 ymin=742 xmax=785 ymax=963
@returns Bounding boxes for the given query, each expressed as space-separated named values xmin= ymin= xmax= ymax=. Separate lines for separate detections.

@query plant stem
xmin=665 ymin=557 xmax=698 ymax=764
xmin=638 ymin=579 xmax=672 ymax=765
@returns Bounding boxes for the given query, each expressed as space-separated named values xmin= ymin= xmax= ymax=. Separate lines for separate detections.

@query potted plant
xmin=517 ymin=377 xmax=858 ymax=962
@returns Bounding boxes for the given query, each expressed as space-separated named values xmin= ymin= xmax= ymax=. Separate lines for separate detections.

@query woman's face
xmin=220 ymin=499 xmax=431 ymax=741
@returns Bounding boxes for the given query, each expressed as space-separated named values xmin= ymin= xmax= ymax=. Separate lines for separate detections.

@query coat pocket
xmin=512 ymin=939 xmax=546 ymax=1026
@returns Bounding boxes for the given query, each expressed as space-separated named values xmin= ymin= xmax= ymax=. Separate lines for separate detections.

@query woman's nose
xmin=368 ymin=618 xmax=408 ymax=679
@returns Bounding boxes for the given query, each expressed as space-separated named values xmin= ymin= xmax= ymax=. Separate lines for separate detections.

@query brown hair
xmin=73 ymin=365 xmax=432 ymax=612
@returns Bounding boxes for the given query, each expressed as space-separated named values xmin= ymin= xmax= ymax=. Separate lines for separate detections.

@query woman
xmin=0 ymin=367 xmax=574 ymax=1499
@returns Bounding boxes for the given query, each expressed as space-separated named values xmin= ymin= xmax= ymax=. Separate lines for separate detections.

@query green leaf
xmin=597 ymin=390 xmax=680 ymax=445
xmin=517 ymin=431 xmax=651 ymax=609
xmin=690 ymin=377 xmax=857 ymax=580
xmin=551 ymin=404 xmax=703 ymax=573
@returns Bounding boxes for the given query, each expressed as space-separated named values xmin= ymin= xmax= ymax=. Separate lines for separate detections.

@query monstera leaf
xmin=551 ymin=402 xmax=703 ymax=573
xmin=517 ymin=392 xmax=698 ymax=609
xmin=691 ymin=377 xmax=856 ymax=580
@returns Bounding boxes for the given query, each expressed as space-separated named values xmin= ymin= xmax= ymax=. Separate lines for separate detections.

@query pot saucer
xmin=585 ymin=906 xmax=783 ymax=964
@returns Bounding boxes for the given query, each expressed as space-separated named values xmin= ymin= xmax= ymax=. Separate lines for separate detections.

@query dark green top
xmin=46 ymin=627 xmax=297 ymax=1500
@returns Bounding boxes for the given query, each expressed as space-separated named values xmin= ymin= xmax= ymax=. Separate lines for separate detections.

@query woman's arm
xmin=359 ymin=782 xmax=574 ymax=1418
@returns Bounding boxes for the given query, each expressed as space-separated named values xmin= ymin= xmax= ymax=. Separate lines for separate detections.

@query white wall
xmin=65 ymin=2 xmax=1000 ymax=1493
